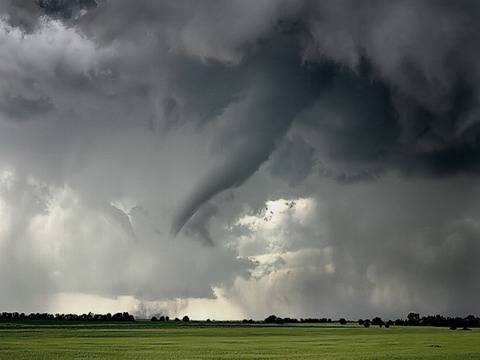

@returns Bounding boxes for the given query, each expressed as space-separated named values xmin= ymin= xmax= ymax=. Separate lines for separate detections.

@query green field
xmin=1 ymin=322 xmax=479 ymax=359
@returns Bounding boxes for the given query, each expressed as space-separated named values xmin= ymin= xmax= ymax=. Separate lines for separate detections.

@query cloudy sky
xmin=1 ymin=0 xmax=480 ymax=320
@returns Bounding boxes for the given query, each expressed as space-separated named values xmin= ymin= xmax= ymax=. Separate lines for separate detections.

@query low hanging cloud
xmin=0 ymin=0 xmax=480 ymax=318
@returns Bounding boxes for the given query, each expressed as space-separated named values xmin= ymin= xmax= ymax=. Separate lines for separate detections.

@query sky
xmin=1 ymin=0 xmax=480 ymax=320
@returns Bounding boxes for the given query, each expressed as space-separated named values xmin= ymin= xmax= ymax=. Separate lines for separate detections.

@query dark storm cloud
xmin=170 ymin=36 xmax=332 ymax=234
xmin=268 ymin=135 xmax=316 ymax=187
xmin=0 ymin=1 xmax=40 ymax=30
xmin=0 ymin=94 xmax=54 ymax=121
xmin=37 ymin=0 xmax=97 ymax=18
xmin=0 ymin=0 xmax=95 ymax=31
xmin=162 ymin=0 xmax=480 ymax=231
xmin=1 ymin=0 xmax=480 ymax=317
xmin=183 ymin=203 xmax=217 ymax=246
xmin=10 ymin=0 xmax=479 ymax=231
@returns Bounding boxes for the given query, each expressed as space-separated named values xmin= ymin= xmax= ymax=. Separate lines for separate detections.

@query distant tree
xmin=206 ymin=319 xmax=211 ymax=323
xmin=174 ymin=317 xmax=180 ymax=322
xmin=339 ymin=318 xmax=347 ymax=325
xmin=150 ymin=316 xmax=158 ymax=322
xmin=358 ymin=319 xmax=364 ymax=326
xmin=159 ymin=316 xmax=165 ymax=321
xmin=363 ymin=320 xmax=371 ymax=328
xmin=465 ymin=315 xmax=479 ymax=327
xmin=165 ymin=316 xmax=170 ymax=321
xmin=182 ymin=316 xmax=190 ymax=322
xmin=264 ymin=315 xmax=277 ymax=324
xmin=407 ymin=312 xmax=420 ymax=325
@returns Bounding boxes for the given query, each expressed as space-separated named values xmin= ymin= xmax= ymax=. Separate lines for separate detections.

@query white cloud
xmin=234 ymin=197 xmax=319 ymax=256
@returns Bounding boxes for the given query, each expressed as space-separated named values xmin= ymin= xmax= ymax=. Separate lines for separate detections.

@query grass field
xmin=1 ymin=322 xmax=480 ymax=359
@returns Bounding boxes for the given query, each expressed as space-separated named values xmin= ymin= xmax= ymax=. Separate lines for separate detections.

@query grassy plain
xmin=0 ymin=322 xmax=479 ymax=359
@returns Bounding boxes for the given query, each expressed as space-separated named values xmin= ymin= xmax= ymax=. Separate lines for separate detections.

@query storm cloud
xmin=0 ymin=0 xmax=480 ymax=318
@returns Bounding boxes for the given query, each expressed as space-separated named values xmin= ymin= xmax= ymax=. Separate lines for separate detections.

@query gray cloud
xmin=0 ymin=94 xmax=54 ymax=121
xmin=183 ymin=202 xmax=217 ymax=246
xmin=0 ymin=0 xmax=480 ymax=318
xmin=268 ymin=135 xmax=316 ymax=186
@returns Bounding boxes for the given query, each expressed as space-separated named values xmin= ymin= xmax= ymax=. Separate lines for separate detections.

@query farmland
xmin=0 ymin=322 xmax=479 ymax=359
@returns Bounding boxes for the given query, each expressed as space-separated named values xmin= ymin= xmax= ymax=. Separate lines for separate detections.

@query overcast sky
xmin=1 ymin=0 xmax=480 ymax=320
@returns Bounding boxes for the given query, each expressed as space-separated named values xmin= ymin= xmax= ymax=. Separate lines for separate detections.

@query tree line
xmin=261 ymin=313 xmax=480 ymax=329
xmin=2 ymin=311 xmax=480 ymax=328
xmin=0 ymin=312 xmax=134 ymax=322
xmin=150 ymin=315 xmax=190 ymax=322
xmin=392 ymin=312 xmax=480 ymax=329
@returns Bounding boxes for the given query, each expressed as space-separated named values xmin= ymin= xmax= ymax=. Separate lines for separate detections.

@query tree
xmin=339 ymin=318 xmax=347 ymax=325
xmin=407 ymin=312 xmax=420 ymax=325
xmin=264 ymin=315 xmax=277 ymax=324
xmin=182 ymin=316 xmax=190 ymax=322
xmin=150 ymin=316 xmax=158 ymax=322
